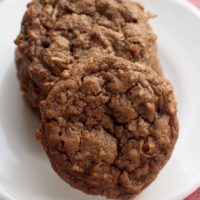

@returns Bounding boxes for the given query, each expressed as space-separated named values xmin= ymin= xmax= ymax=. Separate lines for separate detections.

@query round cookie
xmin=39 ymin=55 xmax=178 ymax=199
xmin=15 ymin=0 xmax=161 ymax=110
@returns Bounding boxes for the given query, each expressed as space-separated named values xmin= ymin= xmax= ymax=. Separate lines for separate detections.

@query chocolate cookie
xmin=16 ymin=49 xmax=46 ymax=113
xmin=15 ymin=0 xmax=161 ymax=110
xmin=39 ymin=55 xmax=179 ymax=199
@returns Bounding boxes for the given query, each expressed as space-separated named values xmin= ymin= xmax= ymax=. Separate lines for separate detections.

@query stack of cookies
xmin=15 ymin=0 xmax=179 ymax=199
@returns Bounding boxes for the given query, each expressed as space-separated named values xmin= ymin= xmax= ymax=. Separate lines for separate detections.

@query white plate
xmin=0 ymin=0 xmax=200 ymax=199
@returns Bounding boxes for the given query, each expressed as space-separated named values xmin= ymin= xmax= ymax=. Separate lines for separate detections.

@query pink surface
xmin=186 ymin=188 xmax=200 ymax=200
xmin=190 ymin=0 xmax=200 ymax=8
xmin=0 ymin=0 xmax=199 ymax=199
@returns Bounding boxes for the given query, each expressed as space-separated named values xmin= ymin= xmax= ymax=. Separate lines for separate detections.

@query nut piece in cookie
xmin=39 ymin=55 xmax=179 ymax=199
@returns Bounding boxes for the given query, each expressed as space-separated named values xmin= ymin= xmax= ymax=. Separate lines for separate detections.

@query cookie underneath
xmin=39 ymin=55 xmax=179 ymax=199
xmin=15 ymin=0 xmax=162 ymax=111
xmin=15 ymin=49 xmax=45 ymax=115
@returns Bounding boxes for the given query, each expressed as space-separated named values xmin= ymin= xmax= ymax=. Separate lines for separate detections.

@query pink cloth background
xmin=0 ymin=0 xmax=199 ymax=199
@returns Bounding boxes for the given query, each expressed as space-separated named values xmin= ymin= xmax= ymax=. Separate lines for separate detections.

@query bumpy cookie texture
xmin=16 ymin=50 xmax=45 ymax=113
xmin=15 ymin=0 xmax=161 ymax=109
xmin=39 ymin=55 xmax=179 ymax=199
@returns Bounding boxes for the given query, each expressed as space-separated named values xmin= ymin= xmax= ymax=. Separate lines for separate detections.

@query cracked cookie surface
xmin=39 ymin=55 xmax=178 ymax=199
xmin=15 ymin=0 xmax=161 ymax=110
